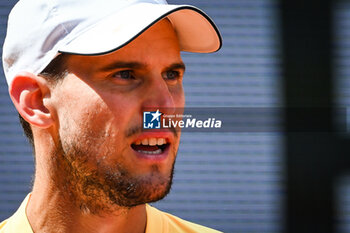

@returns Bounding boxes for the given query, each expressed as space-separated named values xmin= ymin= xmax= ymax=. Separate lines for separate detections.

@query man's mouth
xmin=131 ymin=138 xmax=169 ymax=155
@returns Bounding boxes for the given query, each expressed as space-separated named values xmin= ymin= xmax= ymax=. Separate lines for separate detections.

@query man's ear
xmin=9 ymin=72 xmax=53 ymax=128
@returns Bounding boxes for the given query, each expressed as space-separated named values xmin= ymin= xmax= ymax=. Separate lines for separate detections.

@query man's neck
xmin=26 ymin=175 xmax=147 ymax=233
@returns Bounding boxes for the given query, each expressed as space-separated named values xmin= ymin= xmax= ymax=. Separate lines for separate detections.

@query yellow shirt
xmin=0 ymin=194 xmax=222 ymax=233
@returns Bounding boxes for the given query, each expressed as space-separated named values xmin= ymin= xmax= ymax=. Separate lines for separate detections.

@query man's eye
xmin=164 ymin=70 xmax=180 ymax=80
xmin=112 ymin=70 xmax=135 ymax=80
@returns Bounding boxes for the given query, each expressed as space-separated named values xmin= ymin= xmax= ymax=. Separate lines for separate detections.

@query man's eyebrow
xmin=99 ymin=61 xmax=145 ymax=72
xmin=166 ymin=62 xmax=186 ymax=72
xmin=98 ymin=61 xmax=186 ymax=72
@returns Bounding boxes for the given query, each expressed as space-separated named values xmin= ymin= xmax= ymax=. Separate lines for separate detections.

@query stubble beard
xmin=52 ymin=133 xmax=177 ymax=215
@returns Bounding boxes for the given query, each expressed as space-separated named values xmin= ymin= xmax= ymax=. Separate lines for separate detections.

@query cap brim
xmin=58 ymin=3 xmax=222 ymax=55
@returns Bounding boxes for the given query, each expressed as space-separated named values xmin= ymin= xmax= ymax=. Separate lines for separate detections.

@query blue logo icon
xmin=143 ymin=109 xmax=162 ymax=129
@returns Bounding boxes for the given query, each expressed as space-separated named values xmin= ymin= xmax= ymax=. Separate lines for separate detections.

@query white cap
xmin=2 ymin=0 xmax=222 ymax=85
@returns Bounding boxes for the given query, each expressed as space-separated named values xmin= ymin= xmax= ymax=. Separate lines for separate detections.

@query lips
xmin=130 ymin=131 xmax=174 ymax=158
xmin=131 ymin=137 xmax=169 ymax=155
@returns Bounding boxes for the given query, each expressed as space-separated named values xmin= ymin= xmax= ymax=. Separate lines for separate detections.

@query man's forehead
xmin=65 ymin=53 xmax=185 ymax=74
xmin=65 ymin=19 xmax=182 ymax=71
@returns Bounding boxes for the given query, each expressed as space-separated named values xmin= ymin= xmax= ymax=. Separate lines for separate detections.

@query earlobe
xmin=9 ymin=72 xmax=53 ymax=128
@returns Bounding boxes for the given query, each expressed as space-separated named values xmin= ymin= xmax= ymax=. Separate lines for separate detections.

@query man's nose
xmin=142 ymin=79 xmax=176 ymax=115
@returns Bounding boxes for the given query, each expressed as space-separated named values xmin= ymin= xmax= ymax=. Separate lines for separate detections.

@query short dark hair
xmin=19 ymin=54 xmax=68 ymax=148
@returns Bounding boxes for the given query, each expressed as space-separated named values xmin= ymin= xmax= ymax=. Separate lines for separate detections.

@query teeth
xmin=149 ymin=138 xmax=157 ymax=146
xmin=157 ymin=138 xmax=165 ymax=145
xmin=138 ymin=149 xmax=162 ymax=154
xmin=135 ymin=138 xmax=167 ymax=146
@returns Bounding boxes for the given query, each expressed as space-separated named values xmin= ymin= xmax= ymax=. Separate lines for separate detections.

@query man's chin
xmin=73 ymin=171 xmax=174 ymax=214
xmin=111 ymin=171 xmax=174 ymax=208
xmin=122 ymin=183 xmax=172 ymax=208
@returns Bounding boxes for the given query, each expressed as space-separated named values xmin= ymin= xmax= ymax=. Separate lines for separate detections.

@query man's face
xmin=48 ymin=19 xmax=185 ymax=212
